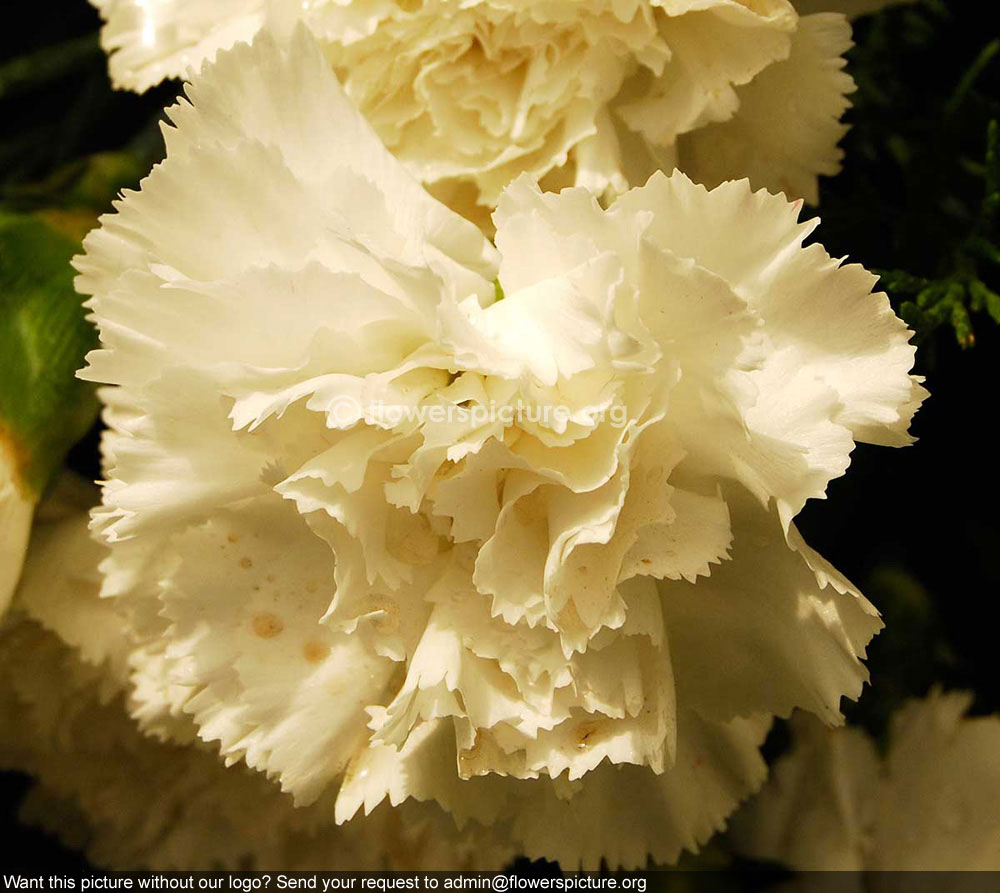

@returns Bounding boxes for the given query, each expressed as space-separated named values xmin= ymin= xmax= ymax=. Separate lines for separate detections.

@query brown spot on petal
xmin=227 ymin=534 xmax=240 ymax=544
xmin=576 ymin=720 xmax=604 ymax=750
xmin=252 ymin=613 xmax=284 ymax=639
xmin=239 ymin=557 xmax=253 ymax=569
xmin=303 ymin=640 xmax=330 ymax=664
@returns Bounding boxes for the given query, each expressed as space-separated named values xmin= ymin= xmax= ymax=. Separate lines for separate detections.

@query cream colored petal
xmin=615 ymin=173 xmax=924 ymax=520
xmin=730 ymin=712 xmax=879 ymax=869
xmin=513 ymin=709 xmax=771 ymax=869
xmin=165 ymin=27 xmax=496 ymax=276
xmin=14 ymin=509 xmax=129 ymax=682
xmin=0 ymin=617 xmax=512 ymax=869
xmin=678 ymin=13 xmax=855 ymax=204
xmin=0 ymin=449 xmax=33 ymax=618
xmin=660 ymin=486 xmax=881 ymax=724
xmin=157 ymin=495 xmax=397 ymax=805
xmin=873 ymin=693 xmax=1000 ymax=870
xmin=734 ymin=692 xmax=1000 ymax=871
xmin=92 ymin=0 xmax=265 ymax=92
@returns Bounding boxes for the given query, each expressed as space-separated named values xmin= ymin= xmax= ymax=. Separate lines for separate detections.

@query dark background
xmin=1 ymin=0 xmax=998 ymax=874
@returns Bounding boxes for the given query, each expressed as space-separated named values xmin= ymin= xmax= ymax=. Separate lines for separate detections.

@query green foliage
xmin=817 ymin=0 xmax=1000 ymax=352
xmin=0 ymin=34 xmax=100 ymax=101
xmin=0 ymin=210 xmax=98 ymax=497
xmin=0 ymin=24 xmax=165 ymax=497
xmin=880 ymin=120 xmax=1000 ymax=348
xmin=1 ymin=150 xmax=146 ymax=214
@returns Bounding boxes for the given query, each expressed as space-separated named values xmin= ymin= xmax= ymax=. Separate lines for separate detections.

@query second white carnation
xmin=91 ymin=0 xmax=856 ymax=209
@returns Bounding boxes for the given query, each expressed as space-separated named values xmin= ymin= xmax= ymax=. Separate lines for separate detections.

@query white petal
xmin=730 ymin=712 xmax=879 ymax=869
xmin=678 ymin=13 xmax=855 ymax=204
xmin=157 ymin=495 xmax=398 ymax=804
xmin=660 ymin=485 xmax=881 ymax=723
xmin=873 ymin=693 xmax=1000 ymax=870
xmin=512 ymin=710 xmax=771 ymax=869
xmin=93 ymin=0 xmax=265 ymax=92
xmin=0 ymin=449 xmax=33 ymax=618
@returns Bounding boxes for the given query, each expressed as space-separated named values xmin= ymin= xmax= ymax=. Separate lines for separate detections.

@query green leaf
xmin=970 ymin=280 xmax=1000 ymax=324
xmin=945 ymin=39 xmax=1000 ymax=118
xmin=0 ymin=210 xmax=99 ymax=498
xmin=1 ymin=151 xmax=147 ymax=212
xmin=950 ymin=299 xmax=975 ymax=348
xmin=898 ymin=300 xmax=924 ymax=330
xmin=969 ymin=235 xmax=1000 ymax=265
xmin=874 ymin=269 xmax=929 ymax=295
xmin=985 ymin=120 xmax=1000 ymax=203
xmin=0 ymin=34 xmax=100 ymax=101
xmin=915 ymin=281 xmax=949 ymax=308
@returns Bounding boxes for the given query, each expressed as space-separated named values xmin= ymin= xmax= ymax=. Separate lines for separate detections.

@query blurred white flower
xmin=0 ymin=504 xmax=512 ymax=870
xmin=89 ymin=0 xmax=267 ymax=93
xmin=75 ymin=28 xmax=924 ymax=868
xmin=0 ymin=446 xmax=32 ymax=618
xmin=90 ymin=0 xmax=856 ymax=208
xmin=732 ymin=692 xmax=1000 ymax=870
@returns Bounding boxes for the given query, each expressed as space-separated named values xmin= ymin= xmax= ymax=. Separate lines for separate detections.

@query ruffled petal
xmin=157 ymin=495 xmax=398 ymax=804
xmin=660 ymin=486 xmax=881 ymax=724
xmin=729 ymin=712 xmax=879 ymax=869
xmin=873 ymin=693 xmax=1000 ymax=870
xmin=93 ymin=0 xmax=265 ymax=92
xmin=678 ymin=13 xmax=855 ymax=204
xmin=733 ymin=692 xmax=1000 ymax=871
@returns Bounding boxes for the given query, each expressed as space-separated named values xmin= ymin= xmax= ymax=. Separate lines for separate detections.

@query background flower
xmin=731 ymin=692 xmax=1000 ymax=870
xmin=89 ymin=0 xmax=857 ymax=211
xmin=0 ymin=449 xmax=32 ymax=618
xmin=73 ymin=26 xmax=923 ymax=868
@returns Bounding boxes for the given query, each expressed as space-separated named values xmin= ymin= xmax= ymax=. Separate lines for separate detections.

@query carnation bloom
xmin=90 ymin=0 xmax=855 ymax=208
xmin=0 ymin=502 xmax=512 ymax=870
xmin=75 ymin=28 xmax=924 ymax=868
xmin=732 ymin=693 xmax=1000 ymax=870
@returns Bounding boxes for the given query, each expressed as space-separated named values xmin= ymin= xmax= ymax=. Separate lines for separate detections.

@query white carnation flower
xmin=732 ymin=692 xmax=1000 ymax=870
xmin=90 ymin=0 xmax=856 ymax=208
xmin=75 ymin=28 xmax=924 ymax=868
xmin=0 ymin=506 xmax=512 ymax=871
